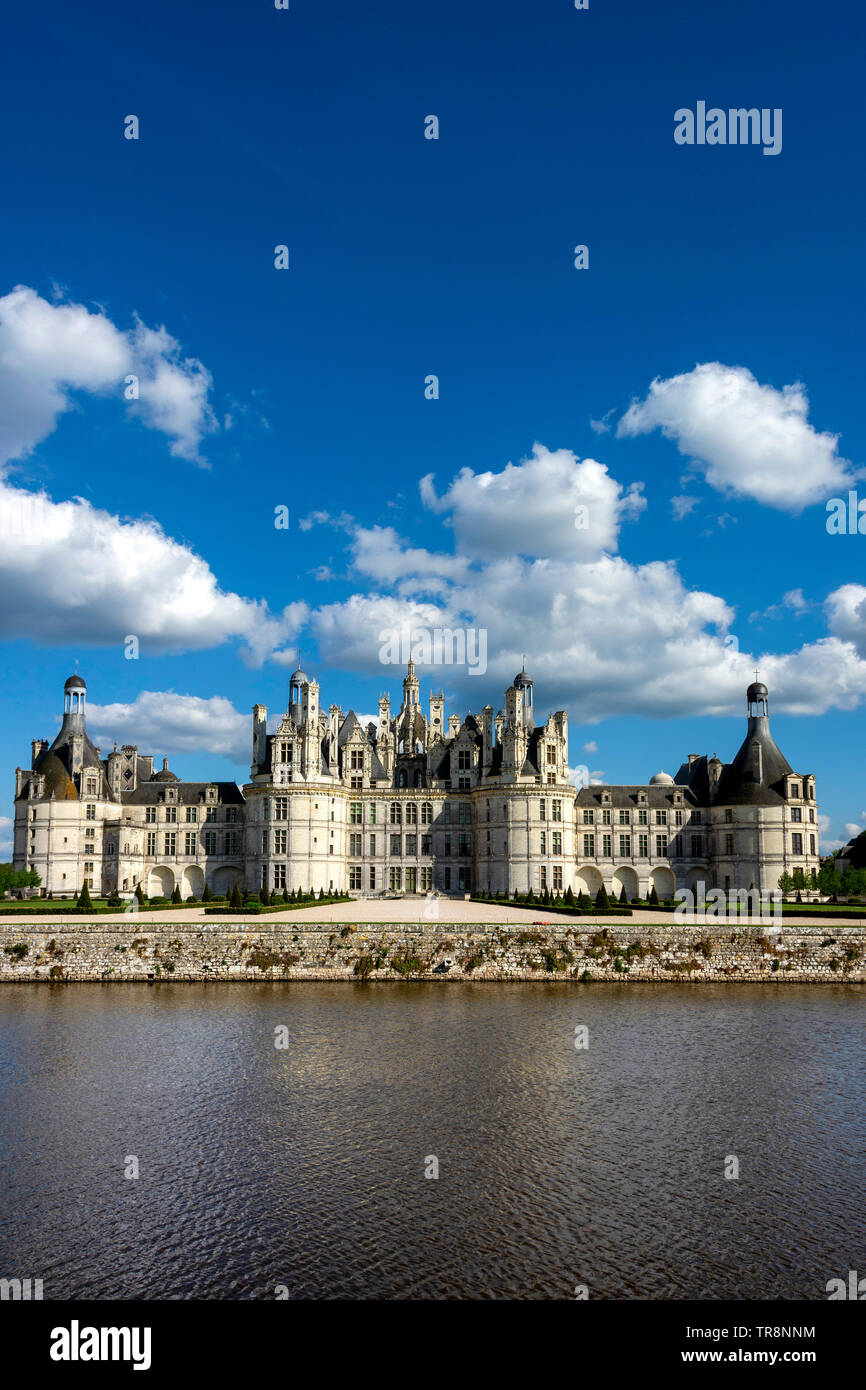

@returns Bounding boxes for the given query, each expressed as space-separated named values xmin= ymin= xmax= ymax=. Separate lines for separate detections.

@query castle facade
xmin=12 ymin=665 xmax=820 ymax=900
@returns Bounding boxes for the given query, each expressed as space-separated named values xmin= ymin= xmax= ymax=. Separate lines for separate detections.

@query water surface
xmin=0 ymin=982 xmax=862 ymax=1299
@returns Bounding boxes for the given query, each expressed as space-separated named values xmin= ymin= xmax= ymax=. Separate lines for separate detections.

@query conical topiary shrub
xmin=230 ymin=880 xmax=242 ymax=909
xmin=78 ymin=881 xmax=93 ymax=912
xmin=202 ymin=883 xmax=212 ymax=902
xmin=619 ymin=885 xmax=628 ymax=905
xmin=648 ymin=884 xmax=660 ymax=906
xmin=261 ymin=885 xmax=271 ymax=906
xmin=595 ymin=885 xmax=610 ymax=910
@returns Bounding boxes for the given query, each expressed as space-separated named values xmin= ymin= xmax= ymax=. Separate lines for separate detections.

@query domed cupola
xmin=649 ymin=770 xmax=674 ymax=786
xmin=289 ymin=661 xmax=308 ymax=723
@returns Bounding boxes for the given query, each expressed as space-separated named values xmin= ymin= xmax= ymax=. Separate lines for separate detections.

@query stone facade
xmin=12 ymin=668 xmax=821 ymax=901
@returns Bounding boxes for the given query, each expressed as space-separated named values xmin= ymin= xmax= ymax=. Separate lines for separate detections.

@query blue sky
xmin=1 ymin=0 xmax=864 ymax=855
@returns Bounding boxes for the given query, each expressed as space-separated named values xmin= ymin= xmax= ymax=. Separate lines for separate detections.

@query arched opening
xmin=183 ymin=865 xmax=205 ymax=899
xmin=612 ymin=866 xmax=639 ymax=901
xmin=650 ymin=866 xmax=676 ymax=900
xmin=147 ymin=865 xmax=174 ymax=898
xmin=575 ymin=865 xmax=603 ymax=897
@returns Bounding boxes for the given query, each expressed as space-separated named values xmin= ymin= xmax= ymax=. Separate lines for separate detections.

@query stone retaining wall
xmin=1 ymin=922 xmax=865 ymax=983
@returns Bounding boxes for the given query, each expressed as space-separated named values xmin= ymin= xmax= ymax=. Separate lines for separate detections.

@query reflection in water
xmin=0 ymin=982 xmax=863 ymax=1299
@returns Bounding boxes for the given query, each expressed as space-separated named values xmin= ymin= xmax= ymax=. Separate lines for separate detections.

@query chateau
xmin=13 ymin=665 xmax=820 ymax=900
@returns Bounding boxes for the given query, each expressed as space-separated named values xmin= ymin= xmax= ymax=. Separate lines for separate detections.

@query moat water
xmin=0 ymin=982 xmax=863 ymax=1300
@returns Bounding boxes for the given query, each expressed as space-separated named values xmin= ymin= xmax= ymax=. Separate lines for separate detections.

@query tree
xmin=564 ymin=885 xmax=575 ymax=907
xmin=648 ymin=884 xmax=660 ymax=906
xmin=261 ymin=885 xmax=271 ymax=906
xmin=619 ymin=885 xmax=628 ymax=905
xmin=595 ymin=885 xmax=611 ymax=910
xmin=230 ymin=880 xmax=242 ymax=908
xmin=282 ymin=888 xmax=289 ymax=904
xmin=78 ymin=881 xmax=93 ymax=912
xmin=202 ymin=883 xmax=212 ymax=902
xmin=134 ymin=882 xmax=147 ymax=905
xmin=777 ymin=871 xmax=795 ymax=900
xmin=171 ymin=885 xmax=182 ymax=904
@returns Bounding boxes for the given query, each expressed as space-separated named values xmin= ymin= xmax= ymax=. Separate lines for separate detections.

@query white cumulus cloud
xmin=617 ymin=362 xmax=859 ymax=511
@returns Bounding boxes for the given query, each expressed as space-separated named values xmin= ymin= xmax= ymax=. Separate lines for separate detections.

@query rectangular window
xmin=203 ymin=832 xmax=216 ymax=854
xmin=164 ymin=832 xmax=176 ymax=855
xmin=540 ymin=866 xmax=547 ymax=889
xmin=583 ymin=833 xmax=595 ymax=857
xmin=405 ymin=834 xmax=417 ymax=856
xmin=552 ymin=832 xmax=562 ymax=855
xmin=165 ymin=806 xmax=177 ymax=823
xmin=145 ymin=806 xmax=157 ymax=823
xmin=619 ymin=835 xmax=631 ymax=857
xmin=443 ymin=802 xmax=452 ymax=825
xmin=810 ymin=834 xmax=816 ymax=854
xmin=420 ymin=866 xmax=432 ymax=891
xmin=601 ymin=808 xmax=612 ymax=825
xmin=274 ymin=797 xmax=288 ymax=820
xmin=406 ymin=867 xmax=417 ymax=893
xmin=638 ymin=808 xmax=648 ymax=825
xmin=656 ymin=810 xmax=667 ymax=825
xmin=146 ymin=832 xmax=157 ymax=855
xmin=225 ymin=833 xmax=237 ymax=855
xmin=692 ymin=811 xmax=702 ymax=824
xmin=539 ymin=799 xmax=546 ymax=820
xmin=350 ymin=774 xmax=363 ymax=788
xmin=350 ymin=749 xmax=364 ymax=770
xmin=458 ymin=833 xmax=470 ymax=856
xmin=390 ymin=833 xmax=401 ymax=855
xmin=638 ymin=834 xmax=648 ymax=857
xmin=552 ymin=800 xmax=562 ymax=821
xmin=444 ymin=835 xmax=451 ymax=855
xmin=369 ymin=803 xmax=376 ymax=823
xmin=406 ymin=802 xmax=418 ymax=825
xmin=443 ymin=867 xmax=452 ymax=891
xmin=369 ymin=866 xmax=376 ymax=890
xmin=185 ymin=831 xmax=196 ymax=854
xmin=206 ymin=806 xmax=219 ymax=822
xmin=457 ymin=777 xmax=470 ymax=791
xmin=602 ymin=833 xmax=612 ymax=857
xmin=547 ymin=745 xmax=556 ymax=766
xmin=186 ymin=806 xmax=198 ymax=822
xmin=369 ymin=835 xmax=376 ymax=856
xmin=724 ymin=808 xmax=733 ymax=823
xmin=274 ymin=829 xmax=287 ymax=853
xmin=421 ymin=834 xmax=432 ymax=855
xmin=552 ymin=866 xmax=562 ymax=891
xmin=261 ymin=831 xmax=268 ymax=854
xmin=226 ymin=807 xmax=238 ymax=824
xmin=389 ymin=866 xmax=402 ymax=891
xmin=675 ymin=810 xmax=684 ymax=826
xmin=656 ymin=835 xmax=667 ymax=857
xmin=725 ymin=834 xmax=734 ymax=855
xmin=618 ymin=809 xmax=629 ymax=825
xmin=792 ymin=833 xmax=803 ymax=854
xmin=85 ymin=826 xmax=95 ymax=839
xmin=540 ymin=830 xmax=547 ymax=854
xmin=459 ymin=802 xmax=471 ymax=824
xmin=349 ymin=833 xmax=362 ymax=856
xmin=350 ymin=802 xmax=362 ymax=824
xmin=349 ymin=866 xmax=362 ymax=891
xmin=85 ymin=803 xmax=96 ymax=821
xmin=791 ymin=783 xmax=800 ymax=799
xmin=390 ymin=803 xmax=402 ymax=824
xmin=791 ymin=807 xmax=802 ymax=823
xmin=421 ymin=802 xmax=432 ymax=825
xmin=274 ymin=864 xmax=286 ymax=889
xmin=691 ymin=836 xmax=703 ymax=856
xmin=583 ymin=809 xmax=594 ymax=825
xmin=458 ymin=749 xmax=471 ymax=770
